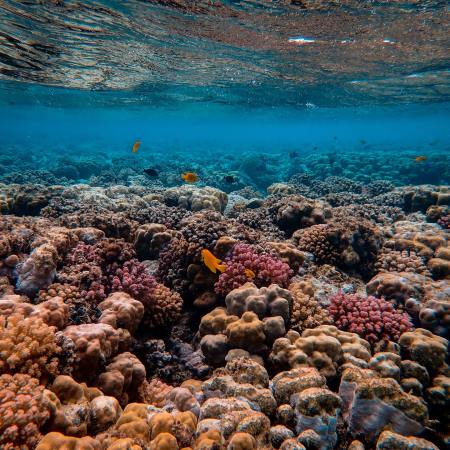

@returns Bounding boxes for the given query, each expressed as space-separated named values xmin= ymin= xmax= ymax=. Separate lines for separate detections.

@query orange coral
xmin=149 ymin=432 xmax=178 ymax=450
xmin=0 ymin=373 xmax=52 ymax=449
xmin=0 ymin=313 xmax=61 ymax=382
xmin=138 ymin=378 xmax=173 ymax=407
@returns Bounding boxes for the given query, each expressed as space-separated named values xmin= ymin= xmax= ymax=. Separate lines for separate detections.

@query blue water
xmin=0 ymin=0 xmax=449 ymax=186
xmin=1 ymin=88 xmax=449 ymax=189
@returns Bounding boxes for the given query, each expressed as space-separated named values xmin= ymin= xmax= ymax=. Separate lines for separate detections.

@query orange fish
xmin=201 ymin=249 xmax=226 ymax=274
xmin=244 ymin=268 xmax=256 ymax=279
xmin=132 ymin=140 xmax=141 ymax=154
xmin=414 ymin=155 xmax=427 ymax=162
xmin=181 ymin=172 xmax=199 ymax=183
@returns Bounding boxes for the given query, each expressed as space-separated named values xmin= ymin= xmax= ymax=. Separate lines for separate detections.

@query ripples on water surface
xmin=0 ymin=0 xmax=449 ymax=185
xmin=0 ymin=0 xmax=449 ymax=107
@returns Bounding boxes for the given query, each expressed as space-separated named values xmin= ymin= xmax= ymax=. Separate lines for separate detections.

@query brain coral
xmin=269 ymin=326 xmax=371 ymax=379
xmin=328 ymin=291 xmax=413 ymax=344
xmin=36 ymin=432 xmax=101 ymax=450
xmin=98 ymin=292 xmax=144 ymax=333
xmin=16 ymin=243 xmax=58 ymax=298
xmin=339 ymin=366 xmax=430 ymax=443
xmin=215 ymin=243 xmax=293 ymax=296
xmin=0 ymin=373 xmax=52 ymax=449
xmin=0 ymin=313 xmax=61 ymax=383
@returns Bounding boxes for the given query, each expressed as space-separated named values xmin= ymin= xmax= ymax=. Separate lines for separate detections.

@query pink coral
xmin=328 ymin=291 xmax=413 ymax=344
xmin=58 ymin=239 xmax=135 ymax=303
xmin=58 ymin=242 xmax=106 ymax=303
xmin=109 ymin=259 xmax=158 ymax=298
xmin=110 ymin=259 xmax=182 ymax=328
xmin=215 ymin=243 xmax=293 ymax=296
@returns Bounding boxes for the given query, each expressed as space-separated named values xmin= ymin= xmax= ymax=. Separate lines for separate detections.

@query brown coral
xmin=98 ymin=292 xmax=144 ymax=334
xmin=293 ymin=217 xmax=382 ymax=277
xmin=36 ymin=432 xmax=101 ymax=450
xmin=142 ymin=282 xmax=183 ymax=329
xmin=375 ymin=248 xmax=430 ymax=276
xmin=62 ymin=323 xmax=129 ymax=382
xmin=289 ymin=281 xmax=332 ymax=332
xmin=97 ymin=352 xmax=146 ymax=406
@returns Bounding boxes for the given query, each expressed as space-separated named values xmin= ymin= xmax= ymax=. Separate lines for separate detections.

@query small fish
xmin=224 ymin=175 xmax=237 ymax=184
xmin=144 ymin=167 xmax=159 ymax=178
xmin=132 ymin=140 xmax=141 ymax=154
xmin=181 ymin=172 xmax=199 ymax=183
xmin=360 ymin=139 xmax=367 ymax=145
xmin=201 ymin=249 xmax=226 ymax=274
xmin=414 ymin=155 xmax=427 ymax=163
xmin=244 ymin=268 xmax=256 ymax=279
xmin=289 ymin=151 xmax=299 ymax=159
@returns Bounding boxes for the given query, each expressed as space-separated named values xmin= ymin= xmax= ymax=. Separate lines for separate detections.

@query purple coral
xmin=215 ymin=243 xmax=293 ymax=296
xmin=328 ymin=291 xmax=413 ymax=344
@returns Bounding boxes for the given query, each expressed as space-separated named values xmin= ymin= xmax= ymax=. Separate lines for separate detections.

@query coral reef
xmin=0 ymin=314 xmax=62 ymax=383
xmin=293 ymin=216 xmax=382 ymax=278
xmin=327 ymin=291 xmax=413 ymax=344
xmin=0 ymin=173 xmax=448 ymax=450
xmin=0 ymin=373 xmax=52 ymax=449
xmin=215 ymin=243 xmax=293 ymax=296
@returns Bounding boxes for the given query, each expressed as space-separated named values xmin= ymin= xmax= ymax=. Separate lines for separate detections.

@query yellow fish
xmin=244 ymin=268 xmax=256 ymax=279
xmin=132 ymin=140 xmax=141 ymax=154
xmin=181 ymin=172 xmax=199 ymax=183
xmin=414 ymin=155 xmax=427 ymax=163
xmin=201 ymin=249 xmax=226 ymax=274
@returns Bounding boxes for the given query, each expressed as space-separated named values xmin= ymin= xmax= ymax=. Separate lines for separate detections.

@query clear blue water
xmin=0 ymin=1 xmax=449 ymax=186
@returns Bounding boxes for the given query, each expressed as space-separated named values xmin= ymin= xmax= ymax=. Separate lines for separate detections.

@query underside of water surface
xmin=0 ymin=2 xmax=449 ymax=450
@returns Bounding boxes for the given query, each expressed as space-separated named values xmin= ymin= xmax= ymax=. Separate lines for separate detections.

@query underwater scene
xmin=0 ymin=1 xmax=450 ymax=450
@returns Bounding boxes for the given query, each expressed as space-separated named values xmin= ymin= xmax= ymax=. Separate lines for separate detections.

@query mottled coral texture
xmin=110 ymin=259 xmax=182 ymax=328
xmin=328 ymin=291 xmax=413 ymax=344
xmin=0 ymin=313 xmax=61 ymax=382
xmin=0 ymin=176 xmax=449 ymax=450
xmin=0 ymin=373 xmax=51 ymax=449
xmin=215 ymin=243 xmax=293 ymax=296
